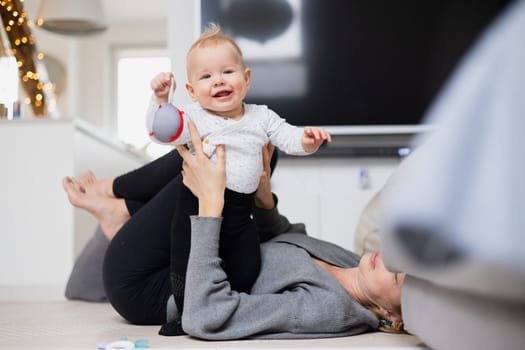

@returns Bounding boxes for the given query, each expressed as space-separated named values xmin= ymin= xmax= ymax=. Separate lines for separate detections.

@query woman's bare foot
xmin=75 ymin=170 xmax=115 ymax=198
xmin=62 ymin=177 xmax=130 ymax=240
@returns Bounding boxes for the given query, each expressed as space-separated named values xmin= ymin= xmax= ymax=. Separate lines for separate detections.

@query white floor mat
xmin=0 ymin=301 xmax=428 ymax=349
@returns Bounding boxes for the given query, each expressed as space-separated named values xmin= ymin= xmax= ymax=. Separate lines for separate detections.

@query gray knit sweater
xmin=181 ymin=204 xmax=379 ymax=340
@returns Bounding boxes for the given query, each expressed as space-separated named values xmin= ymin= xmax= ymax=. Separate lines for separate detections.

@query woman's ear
xmin=380 ymin=306 xmax=403 ymax=323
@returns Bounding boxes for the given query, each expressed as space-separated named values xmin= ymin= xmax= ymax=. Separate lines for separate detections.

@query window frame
xmin=110 ymin=45 xmax=171 ymax=152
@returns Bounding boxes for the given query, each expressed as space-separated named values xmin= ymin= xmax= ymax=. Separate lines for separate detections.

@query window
xmin=0 ymin=56 xmax=19 ymax=119
xmin=114 ymin=47 xmax=171 ymax=158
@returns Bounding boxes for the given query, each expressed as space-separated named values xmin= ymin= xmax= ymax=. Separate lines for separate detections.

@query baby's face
xmin=186 ymin=42 xmax=251 ymax=120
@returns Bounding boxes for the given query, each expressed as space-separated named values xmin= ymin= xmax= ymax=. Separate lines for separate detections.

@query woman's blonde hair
xmin=187 ymin=23 xmax=246 ymax=69
xmin=368 ymin=306 xmax=405 ymax=333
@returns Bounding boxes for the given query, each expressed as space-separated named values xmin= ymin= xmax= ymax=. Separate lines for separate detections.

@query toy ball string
xmin=168 ymin=76 xmax=175 ymax=104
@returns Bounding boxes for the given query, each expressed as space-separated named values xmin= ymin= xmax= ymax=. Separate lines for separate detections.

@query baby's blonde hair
xmin=187 ymin=23 xmax=246 ymax=73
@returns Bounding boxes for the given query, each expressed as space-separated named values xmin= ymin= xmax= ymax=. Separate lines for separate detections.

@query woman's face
xmin=358 ymin=252 xmax=405 ymax=321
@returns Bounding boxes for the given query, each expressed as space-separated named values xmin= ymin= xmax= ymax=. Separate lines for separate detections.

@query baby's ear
xmin=243 ymin=67 xmax=251 ymax=89
xmin=185 ymin=82 xmax=197 ymax=101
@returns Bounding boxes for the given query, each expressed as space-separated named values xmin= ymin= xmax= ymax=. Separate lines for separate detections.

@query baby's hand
xmin=302 ymin=126 xmax=332 ymax=153
xmin=150 ymin=72 xmax=175 ymax=103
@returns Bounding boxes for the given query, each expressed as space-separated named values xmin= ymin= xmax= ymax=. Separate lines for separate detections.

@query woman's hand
xmin=254 ymin=143 xmax=276 ymax=210
xmin=175 ymin=121 xmax=226 ymax=217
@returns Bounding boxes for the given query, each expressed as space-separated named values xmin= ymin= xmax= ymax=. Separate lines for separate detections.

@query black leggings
xmin=102 ymin=149 xmax=267 ymax=325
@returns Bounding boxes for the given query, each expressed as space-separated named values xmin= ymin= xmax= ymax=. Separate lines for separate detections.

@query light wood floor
xmin=0 ymin=300 xmax=428 ymax=350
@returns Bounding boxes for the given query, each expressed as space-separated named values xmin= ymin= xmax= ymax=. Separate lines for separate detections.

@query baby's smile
xmin=213 ymin=90 xmax=232 ymax=98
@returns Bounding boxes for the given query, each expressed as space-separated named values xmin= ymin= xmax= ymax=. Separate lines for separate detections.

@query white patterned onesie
xmin=147 ymin=101 xmax=311 ymax=193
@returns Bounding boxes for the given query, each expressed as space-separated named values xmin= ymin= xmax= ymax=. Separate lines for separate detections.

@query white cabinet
xmin=272 ymin=157 xmax=400 ymax=250
xmin=0 ymin=119 xmax=74 ymax=299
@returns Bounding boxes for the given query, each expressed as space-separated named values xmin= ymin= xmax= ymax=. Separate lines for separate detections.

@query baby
xmin=146 ymin=23 xmax=331 ymax=322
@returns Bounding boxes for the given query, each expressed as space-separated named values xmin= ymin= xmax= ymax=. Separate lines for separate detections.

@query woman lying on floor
xmin=62 ymin=121 xmax=405 ymax=339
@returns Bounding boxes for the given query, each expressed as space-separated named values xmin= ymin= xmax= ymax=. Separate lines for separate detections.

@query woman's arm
xmin=253 ymin=143 xmax=276 ymax=210
xmin=176 ymin=121 xmax=225 ymax=217
xmin=252 ymin=143 xmax=291 ymax=240
xmin=252 ymin=143 xmax=306 ymax=241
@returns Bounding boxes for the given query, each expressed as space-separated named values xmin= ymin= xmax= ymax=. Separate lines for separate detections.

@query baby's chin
xmin=207 ymin=105 xmax=244 ymax=119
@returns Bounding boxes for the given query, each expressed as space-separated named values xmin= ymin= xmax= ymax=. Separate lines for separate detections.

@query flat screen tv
xmin=201 ymin=0 xmax=510 ymax=137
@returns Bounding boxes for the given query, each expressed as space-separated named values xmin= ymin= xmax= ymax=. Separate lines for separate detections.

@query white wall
xmin=74 ymin=19 xmax=167 ymax=129
xmin=167 ymin=0 xmax=200 ymax=107
xmin=23 ymin=3 xmax=167 ymax=128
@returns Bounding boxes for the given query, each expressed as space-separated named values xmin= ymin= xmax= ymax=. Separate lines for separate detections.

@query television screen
xmin=201 ymin=0 xmax=509 ymax=135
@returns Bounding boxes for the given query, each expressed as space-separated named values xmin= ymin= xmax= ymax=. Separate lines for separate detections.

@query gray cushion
xmin=64 ymin=226 xmax=109 ymax=302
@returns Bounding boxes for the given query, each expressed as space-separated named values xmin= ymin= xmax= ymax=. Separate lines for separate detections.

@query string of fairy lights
xmin=0 ymin=0 xmax=56 ymax=117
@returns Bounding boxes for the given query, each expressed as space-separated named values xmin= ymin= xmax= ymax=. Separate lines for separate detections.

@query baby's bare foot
xmin=62 ymin=177 xmax=129 ymax=240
